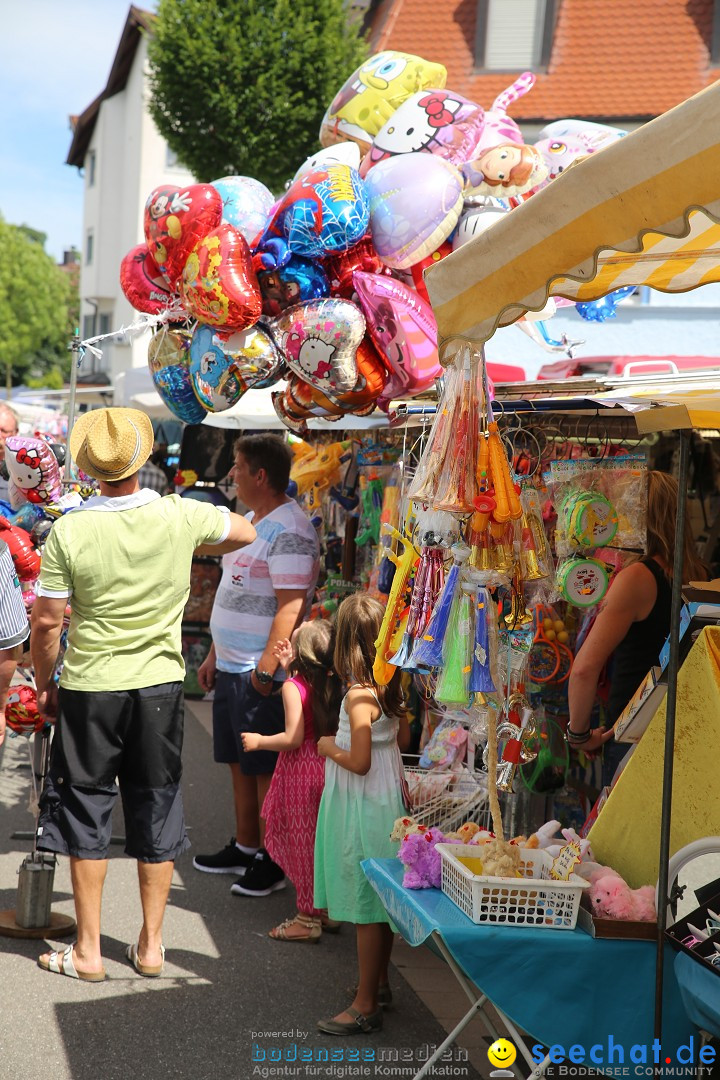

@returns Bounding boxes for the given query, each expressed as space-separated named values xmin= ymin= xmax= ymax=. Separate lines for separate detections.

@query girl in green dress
xmin=314 ymin=593 xmax=410 ymax=1036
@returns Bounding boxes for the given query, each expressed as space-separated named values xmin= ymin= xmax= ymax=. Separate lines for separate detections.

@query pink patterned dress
xmin=262 ymin=675 xmax=326 ymax=914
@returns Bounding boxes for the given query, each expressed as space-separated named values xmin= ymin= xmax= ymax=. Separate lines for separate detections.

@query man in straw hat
xmin=30 ymin=408 xmax=256 ymax=981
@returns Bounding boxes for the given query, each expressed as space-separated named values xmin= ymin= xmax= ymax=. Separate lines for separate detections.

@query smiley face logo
xmin=488 ymin=1038 xmax=517 ymax=1070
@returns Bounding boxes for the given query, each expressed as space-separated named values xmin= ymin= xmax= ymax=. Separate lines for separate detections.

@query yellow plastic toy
xmin=373 ymin=525 xmax=419 ymax=686
xmin=290 ymin=440 xmax=352 ymax=498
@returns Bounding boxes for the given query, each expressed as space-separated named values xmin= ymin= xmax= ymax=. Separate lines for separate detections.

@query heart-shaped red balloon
xmin=181 ymin=223 xmax=262 ymax=331
xmin=144 ymin=184 xmax=223 ymax=289
xmin=120 ymin=243 xmax=178 ymax=314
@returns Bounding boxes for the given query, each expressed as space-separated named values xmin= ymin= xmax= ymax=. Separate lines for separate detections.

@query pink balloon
xmin=352 ymin=271 xmax=441 ymax=411
xmin=364 ymin=153 xmax=464 ymax=270
xmin=144 ymin=184 xmax=223 ymax=289
xmin=472 ymin=72 xmax=535 ymax=155
xmin=120 ymin=243 xmax=177 ymax=314
xmin=5 ymin=437 xmax=62 ymax=508
xmin=360 ymin=89 xmax=484 ymax=176
xmin=181 ymin=224 xmax=262 ymax=331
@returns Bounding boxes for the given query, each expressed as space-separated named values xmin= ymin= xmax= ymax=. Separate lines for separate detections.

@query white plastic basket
xmin=438 ymin=844 xmax=589 ymax=929
xmin=404 ymin=764 xmax=488 ymax=833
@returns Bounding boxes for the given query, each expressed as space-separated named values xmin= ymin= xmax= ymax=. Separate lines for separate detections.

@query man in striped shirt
xmin=0 ymin=537 xmax=30 ymax=745
xmin=194 ymin=434 xmax=320 ymax=897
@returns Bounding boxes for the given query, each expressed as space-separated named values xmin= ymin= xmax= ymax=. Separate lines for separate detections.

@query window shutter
xmin=484 ymin=0 xmax=546 ymax=70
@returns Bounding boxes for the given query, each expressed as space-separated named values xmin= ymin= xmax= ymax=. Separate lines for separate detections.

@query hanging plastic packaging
xmin=407 ymin=361 xmax=460 ymax=505
xmin=432 ymin=344 xmax=483 ymax=515
xmin=435 ymin=588 xmax=473 ymax=706
xmin=411 ymin=542 xmax=469 ymax=669
xmin=468 ymin=585 xmax=496 ymax=694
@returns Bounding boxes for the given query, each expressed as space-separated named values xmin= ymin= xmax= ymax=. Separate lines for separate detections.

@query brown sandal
xmin=268 ymin=914 xmax=321 ymax=943
xmin=317 ymin=1006 xmax=383 ymax=1035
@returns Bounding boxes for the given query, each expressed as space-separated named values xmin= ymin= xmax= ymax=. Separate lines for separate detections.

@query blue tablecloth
xmin=674 ymin=951 xmax=720 ymax=1040
xmin=363 ymin=858 xmax=698 ymax=1078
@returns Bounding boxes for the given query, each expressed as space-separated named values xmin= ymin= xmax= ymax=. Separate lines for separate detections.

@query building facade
xmin=67 ymin=7 xmax=193 ymax=388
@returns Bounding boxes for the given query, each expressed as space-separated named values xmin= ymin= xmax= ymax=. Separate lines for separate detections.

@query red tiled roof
xmin=369 ymin=0 xmax=720 ymax=121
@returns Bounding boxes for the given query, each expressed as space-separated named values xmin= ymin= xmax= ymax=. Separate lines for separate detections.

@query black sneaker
xmin=230 ymin=849 xmax=286 ymax=896
xmin=193 ymin=838 xmax=257 ymax=875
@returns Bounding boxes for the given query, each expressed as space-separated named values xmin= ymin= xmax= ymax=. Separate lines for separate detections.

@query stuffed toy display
xmin=588 ymin=871 xmax=656 ymax=922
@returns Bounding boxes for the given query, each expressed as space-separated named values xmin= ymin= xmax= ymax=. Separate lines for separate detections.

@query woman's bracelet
xmin=566 ymin=726 xmax=592 ymax=744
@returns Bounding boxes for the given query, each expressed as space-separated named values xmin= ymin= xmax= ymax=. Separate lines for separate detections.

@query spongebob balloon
xmin=320 ymin=51 xmax=446 ymax=153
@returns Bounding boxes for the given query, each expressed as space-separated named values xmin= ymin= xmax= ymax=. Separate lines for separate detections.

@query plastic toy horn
xmin=487 ymin=420 xmax=522 ymax=523
xmin=373 ymin=525 xmax=420 ymax=686
xmin=468 ymin=584 xmax=496 ymax=694
xmin=435 ymin=587 xmax=473 ymax=706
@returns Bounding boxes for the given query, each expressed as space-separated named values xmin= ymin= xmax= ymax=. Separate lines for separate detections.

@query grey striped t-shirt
xmin=0 ymin=540 xmax=30 ymax=649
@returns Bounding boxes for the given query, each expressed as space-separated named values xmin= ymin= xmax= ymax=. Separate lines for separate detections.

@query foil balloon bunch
xmin=119 ymin=51 xmax=558 ymax=431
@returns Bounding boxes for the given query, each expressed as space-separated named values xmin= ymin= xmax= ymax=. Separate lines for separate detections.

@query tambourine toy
xmin=557 ymin=558 xmax=609 ymax=607
xmin=562 ymin=490 xmax=618 ymax=549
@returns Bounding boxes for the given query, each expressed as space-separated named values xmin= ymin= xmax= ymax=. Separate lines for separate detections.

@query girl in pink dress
xmin=242 ymin=619 xmax=341 ymax=942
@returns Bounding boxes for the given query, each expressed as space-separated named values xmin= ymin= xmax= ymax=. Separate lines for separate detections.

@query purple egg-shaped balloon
xmin=212 ymin=175 xmax=275 ymax=246
xmin=364 ymin=152 xmax=464 ymax=270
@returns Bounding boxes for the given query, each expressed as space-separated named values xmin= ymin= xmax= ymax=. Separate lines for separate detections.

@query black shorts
xmin=36 ymin=683 xmax=189 ymax=863
xmin=212 ymin=670 xmax=284 ymax=776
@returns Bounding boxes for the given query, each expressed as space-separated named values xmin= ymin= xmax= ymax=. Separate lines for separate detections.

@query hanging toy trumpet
xmin=486 ymin=420 xmax=522 ymax=524
xmin=432 ymin=347 xmax=481 ymax=516
xmin=519 ymin=485 xmax=551 ymax=582
xmin=373 ymin=525 xmax=419 ymax=686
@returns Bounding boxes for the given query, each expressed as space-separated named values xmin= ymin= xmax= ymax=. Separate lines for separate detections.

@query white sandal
xmin=38 ymin=944 xmax=106 ymax=982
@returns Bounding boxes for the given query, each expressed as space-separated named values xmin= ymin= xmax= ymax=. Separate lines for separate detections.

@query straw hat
xmin=70 ymin=408 xmax=154 ymax=482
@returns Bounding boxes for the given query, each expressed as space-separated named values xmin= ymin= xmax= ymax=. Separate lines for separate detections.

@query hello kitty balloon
xmin=5 ymin=437 xmax=63 ymax=509
xmin=269 ymin=298 xmax=365 ymax=396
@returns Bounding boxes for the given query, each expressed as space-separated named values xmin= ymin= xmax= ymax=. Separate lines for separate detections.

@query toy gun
xmin=290 ymin=440 xmax=352 ymax=496
xmin=373 ymin=525 xmax=419 ymax=686
xmin=356 ymin=475 xmax=384 ymax=547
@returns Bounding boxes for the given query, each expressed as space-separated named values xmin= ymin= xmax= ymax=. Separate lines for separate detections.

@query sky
xmin=0 ymin=0 xmax=157 ymax=263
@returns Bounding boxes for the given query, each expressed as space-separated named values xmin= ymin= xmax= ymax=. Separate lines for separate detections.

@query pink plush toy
xmin=589 ymin=873 xmax=656 ymax=922
xmin=398 ymin=826 xmax=461 ymax=889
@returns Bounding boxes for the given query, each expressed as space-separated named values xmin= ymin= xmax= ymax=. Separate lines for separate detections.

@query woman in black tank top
xmin=566 ymin=472 xmax=707 ymax=779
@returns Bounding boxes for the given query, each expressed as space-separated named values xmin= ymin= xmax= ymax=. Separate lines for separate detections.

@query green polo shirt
xmin=38 ymin=491 xmax=228 ymax=691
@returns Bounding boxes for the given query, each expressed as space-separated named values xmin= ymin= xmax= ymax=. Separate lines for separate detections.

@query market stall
xmin=414 ymin=76 xmax=720 ymax=1059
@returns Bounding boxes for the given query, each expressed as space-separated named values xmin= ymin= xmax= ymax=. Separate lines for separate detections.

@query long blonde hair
xmin=289 ymin=620 xmax=341 ymax=740
xmin=333 ymin=593 xmax=405 ymax=719
xmin=646 ymin=470 xmax=706 ymax=582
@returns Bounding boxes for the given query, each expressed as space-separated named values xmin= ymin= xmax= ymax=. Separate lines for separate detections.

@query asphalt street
xmin=0 ymin=703 xmax=481 ymax=1080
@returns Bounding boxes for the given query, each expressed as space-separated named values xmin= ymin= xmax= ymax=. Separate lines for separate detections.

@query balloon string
xmin=76 ymin=300 xmax=188 ymax=362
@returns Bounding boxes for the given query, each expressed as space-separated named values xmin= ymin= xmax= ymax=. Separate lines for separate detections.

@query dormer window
xmin=475 ymin=0 xmax=558 ymax=71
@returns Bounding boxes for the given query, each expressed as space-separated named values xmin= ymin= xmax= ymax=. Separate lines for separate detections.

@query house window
xmin=165 ymin=144 xmax=179 ymax=169
xmin=99 ymin=313 xmax=111 ymax=337
xmin=85 ymin=230 xmax=94 ymax=266
xmin=82 ymin=314 xmax=95 ymax=340
xmin=475 ymin=0 xmax=557 ymax=70
xmin=88 ymin=150 xmax=96 ymax=187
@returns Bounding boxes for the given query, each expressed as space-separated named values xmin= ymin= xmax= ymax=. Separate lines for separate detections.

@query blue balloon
xmin=257 ymin=255 xmax=330 ymax=318
xmin=575 ymin=286 xmax=635 ymax=322
xmin=257 ymin=164 xmax=370 ymax=260
xmin=211 ymin=175 xmax=275 ymax=245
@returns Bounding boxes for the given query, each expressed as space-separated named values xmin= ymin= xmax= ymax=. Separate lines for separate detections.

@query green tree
xmin=147 ymin=0 xmax=368 ymax=193
xmin=0 ymin=218 xmax=71 ymax=387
